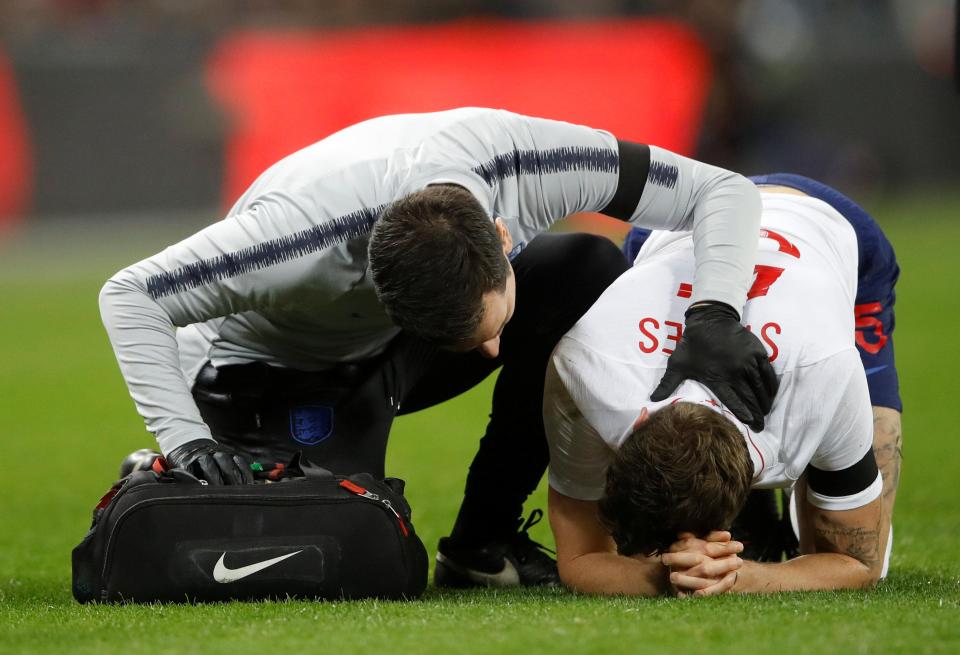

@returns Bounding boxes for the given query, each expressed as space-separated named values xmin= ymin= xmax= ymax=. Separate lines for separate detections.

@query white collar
xmin=658 ymin=388 xmax=766 ymax=480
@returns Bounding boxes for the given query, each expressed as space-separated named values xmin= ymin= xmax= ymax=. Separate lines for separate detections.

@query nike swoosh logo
xmin=435 ymin=552 xmax=521 ymax=587
xmin=865 ymin=365 xmax=888 ymax=376
xmin=212 ymin=550 xmax=303 ymax=583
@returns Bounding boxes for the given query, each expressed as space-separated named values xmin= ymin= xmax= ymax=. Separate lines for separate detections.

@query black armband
xmin=807 ymin=448 xmax=879 ymax=499
xmin=600 ymin=141 xmax=650 ymax=221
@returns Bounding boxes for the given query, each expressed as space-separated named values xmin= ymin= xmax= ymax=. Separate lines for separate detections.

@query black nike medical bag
xmin=72 ymin=458 xmax=428 ymax=603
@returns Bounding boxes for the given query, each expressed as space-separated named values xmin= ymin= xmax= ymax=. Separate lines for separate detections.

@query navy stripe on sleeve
xmin=146 ymin=204 xmax=384 ymax=299
xmin=807 ymin=448 xmax=880 ymax=499
xmin=647 ymin=160 xmax=679 ymax=189
xmin=471 ymin=146 xmax=618 ymax=186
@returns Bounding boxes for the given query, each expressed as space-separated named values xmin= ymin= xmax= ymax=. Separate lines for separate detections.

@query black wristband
xmin=685 ymin=300 xmax=740 ymax=322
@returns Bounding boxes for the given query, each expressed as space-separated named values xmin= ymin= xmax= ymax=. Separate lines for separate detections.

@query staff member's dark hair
xmin=369 ymin=185 xmax=509 ymax=346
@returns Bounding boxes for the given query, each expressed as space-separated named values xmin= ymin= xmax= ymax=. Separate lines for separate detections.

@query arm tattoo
xmin=812 ymin=514 xmax=882 ymax=571
xmin=873 ymin=414 xmax=903 ymax=501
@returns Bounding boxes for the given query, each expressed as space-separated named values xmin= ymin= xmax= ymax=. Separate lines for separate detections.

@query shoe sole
xmin=434 ymin=552 xmax=521 ymax=588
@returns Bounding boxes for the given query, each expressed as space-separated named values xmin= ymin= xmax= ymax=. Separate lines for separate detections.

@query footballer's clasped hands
xmin=661 ymin=531 xmax=745 ymax=597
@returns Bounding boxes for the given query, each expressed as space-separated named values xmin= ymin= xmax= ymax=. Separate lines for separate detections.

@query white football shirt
xmin=545 ymin=191 xmax=881 ymax=511
xmin=100 ymin=108 xmax=762 ymax=454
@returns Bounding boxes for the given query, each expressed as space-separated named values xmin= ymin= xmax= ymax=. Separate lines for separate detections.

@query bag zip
xmin=116 ymin=479 xmax=412 ymax=536
xmin=338 ymin=480 xmax=410 ymax=536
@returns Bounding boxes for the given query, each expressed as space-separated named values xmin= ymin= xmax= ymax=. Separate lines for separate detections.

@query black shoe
xmin=435 ymin=509 xmax=560 ymax=588
xmin=118 ymin=448 xmax=162 ymax=478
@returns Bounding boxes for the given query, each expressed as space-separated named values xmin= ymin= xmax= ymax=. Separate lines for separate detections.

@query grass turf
xmin=0 ymin=194 xmax=958 ymax=654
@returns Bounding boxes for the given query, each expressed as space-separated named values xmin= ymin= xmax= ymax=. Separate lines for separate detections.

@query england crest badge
xmin=289 ymin=405 xmax=335 ymax=446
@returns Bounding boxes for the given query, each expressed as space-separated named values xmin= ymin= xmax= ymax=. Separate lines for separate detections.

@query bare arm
xmin=548 ymin=487 xmax=668 ymax=596
xmin=872 ymin=406 xmax=901 ymax=568
xmin=730 ymin=364 xmax=890 ymax=592
xmin=732 ymin=493 xmax=885 ymax=594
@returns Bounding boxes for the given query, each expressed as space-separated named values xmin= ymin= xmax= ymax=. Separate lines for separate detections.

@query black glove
xmin=166 ymin=439 xmax=255 ymax=485
xmin=651 ymin=301 xmax=779 ymax=431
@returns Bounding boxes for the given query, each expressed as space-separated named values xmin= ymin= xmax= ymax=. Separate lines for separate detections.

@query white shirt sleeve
xmin=807 ymin=352 xmax=875 ymax=473
xmin=414 ymin=110 xmax=761 ymax=314
xmin=100 ymin=269 xmax=215 ymax=454
xmin=480 ymin=112 xmax=761 ymax=313
xmin=474 ymin=110 xmax=623 ymax=235
xmin=804 ymin=350 xmax=880 ymax=511
xmin=99 ymin=199 xmax=370 ymax=455
xmin=543 ymin=357 xmax=615 ymax=501
xmin=624 ymin=146 xmax=762 ymax=312
xmin=806 ymin=473 xmax=883 ymax=512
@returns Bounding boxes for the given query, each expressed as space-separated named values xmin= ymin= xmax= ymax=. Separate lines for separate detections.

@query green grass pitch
xmin=0 ymin=194 xmax=958 ymax=654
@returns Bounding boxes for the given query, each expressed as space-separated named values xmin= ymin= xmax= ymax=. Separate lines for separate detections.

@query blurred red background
xmin=1 ymin=18 xmax=709 ymax=234
xmin=0 ymin=51 xmax=32 ymax=226
xmin=205 ymin=19 xmax=710 ymax=207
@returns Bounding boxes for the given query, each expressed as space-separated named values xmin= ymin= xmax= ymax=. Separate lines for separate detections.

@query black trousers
xmin=194 ymin=233 xmax=629 ymax=543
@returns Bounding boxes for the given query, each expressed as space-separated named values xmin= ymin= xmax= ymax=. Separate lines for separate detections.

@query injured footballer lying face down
xmin=543 ymin=174 xmax=902 ymax=596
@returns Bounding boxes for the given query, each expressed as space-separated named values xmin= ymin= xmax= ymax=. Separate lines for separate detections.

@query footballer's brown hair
xmin=368 ymin=185 xmax=509 ymax=347
xmin=598 ymin=402 xmax=753 ymax=556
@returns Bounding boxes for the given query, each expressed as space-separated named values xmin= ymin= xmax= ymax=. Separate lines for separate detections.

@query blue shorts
xmin=622 ymin=173 xmax=902 ymax=411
